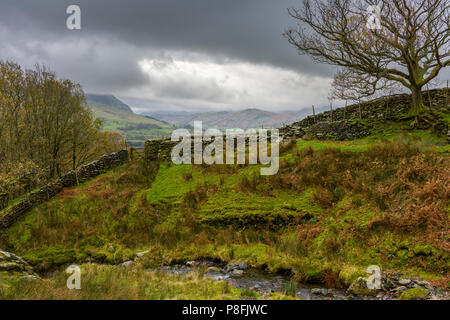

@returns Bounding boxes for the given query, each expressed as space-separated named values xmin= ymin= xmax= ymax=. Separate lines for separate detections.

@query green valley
xmin=86 ymin=94 xmax=179 ymax=147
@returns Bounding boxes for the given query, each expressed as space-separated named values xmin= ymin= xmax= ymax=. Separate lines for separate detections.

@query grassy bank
xmin=1 ymin=263 xmax=295 ymax=300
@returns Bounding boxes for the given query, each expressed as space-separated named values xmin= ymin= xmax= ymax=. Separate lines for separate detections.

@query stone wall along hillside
xmin=0 ymin=150 xmax=129 ymax=229
xmin=280 ymin=88 xmax=449 ymax=140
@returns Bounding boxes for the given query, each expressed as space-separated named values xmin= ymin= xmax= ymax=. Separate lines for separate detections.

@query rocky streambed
xmin=154 ymin=260 xmax=449 ymax=300
xmin=2 ymin=248 xmax=448 ymax=300
xmin=156 ymin=262 xmax=348 ymax=300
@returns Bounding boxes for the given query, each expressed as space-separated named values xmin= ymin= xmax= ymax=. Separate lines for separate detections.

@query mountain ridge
xmin=85 ymin=94 xmax=176 ymax=147
xmin=86 ymin=94 xmax=133 ymax=113
xmin=145 ymin=108 xmax=297 ymax=129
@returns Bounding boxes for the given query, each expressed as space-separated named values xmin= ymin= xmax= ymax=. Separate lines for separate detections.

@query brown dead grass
xmin=267 ymin=140 xmax=449 ymax=250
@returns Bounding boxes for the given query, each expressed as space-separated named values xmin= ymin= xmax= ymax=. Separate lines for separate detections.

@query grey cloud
xmin=0 ymin=1 xmax=446 ymax=113
xmin=0 ymin=0 xmax=329 ymax=75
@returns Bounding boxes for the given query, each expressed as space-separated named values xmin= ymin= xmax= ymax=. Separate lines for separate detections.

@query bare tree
xmin=330 ymin=68 xmax=401 ymax=119
xmin=285 ymin=0 xmax=449 ymax=118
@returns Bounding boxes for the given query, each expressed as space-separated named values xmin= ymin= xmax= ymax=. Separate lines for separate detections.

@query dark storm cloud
xmin=0 ymin=0 xmax=329 ymax=75
xmin=0 ymin=0 xmax=341 ymax=111
xmin=0 ymin=0 xmax=339 ymax=111
xmin=0 ymin=0 xmax=448 ymax=112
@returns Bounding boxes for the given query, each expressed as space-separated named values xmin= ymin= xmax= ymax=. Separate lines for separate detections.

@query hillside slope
xmin=86 ymin=94 xmax=134 ymax=113
xmin=86 ymin=94 xmax=177 ymax=147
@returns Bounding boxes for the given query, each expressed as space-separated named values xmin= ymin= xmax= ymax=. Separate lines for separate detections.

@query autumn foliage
xmin=0 ymin=61 xmax=126 ymax=203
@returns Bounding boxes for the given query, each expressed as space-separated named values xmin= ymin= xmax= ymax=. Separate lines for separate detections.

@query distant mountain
xmin=146 ymin=108 xmax=296 ymax=130
xmin=86 ymin=94 xmax=133 ymax=113
xmin=85 ymin=94 xmax=178 ymax=147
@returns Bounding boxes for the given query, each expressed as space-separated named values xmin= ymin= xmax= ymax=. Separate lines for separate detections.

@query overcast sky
xmin=0 ymin=0 xmax=448 ymax=114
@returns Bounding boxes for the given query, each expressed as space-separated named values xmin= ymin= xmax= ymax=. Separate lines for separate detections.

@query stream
xmin=155 ymin=262 xmax=362 ymax=300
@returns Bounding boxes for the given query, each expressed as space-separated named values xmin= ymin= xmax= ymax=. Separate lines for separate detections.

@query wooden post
xmin=329 ymin=102 xmax=333 ymax=122
xmin=344 ymin=101 xmax=347 ymax=119
xmin=312 ymin=105 xmax=316 ymax=123
xmin=446 ymin=80 xmax=448 ymax=108
xmin=358 ymin=98 xmax=362 ymax=120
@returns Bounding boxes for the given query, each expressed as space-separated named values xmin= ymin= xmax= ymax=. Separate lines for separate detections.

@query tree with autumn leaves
xmin=0 ymin=61 xmax=126 ymax=203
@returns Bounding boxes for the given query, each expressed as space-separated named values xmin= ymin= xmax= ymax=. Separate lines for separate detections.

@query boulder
xmin=0 ymin=262 xmax=22 ymax=272
xmin=119 ymin=261 xmax=134 ymax=268
xmin=392 ymin=286 xmax=408 ymax=294
xmin=311 ymin=288 xmax=328 ymax=296
xmin=398 ymin=287 xmax=428 ymax=300
xmin=225 ymin=262 xmax=239 ymax=273
xmin=231 ymin=269 xmax=244 ymax=277
xmin=135 ymin=251 xmax=149 ymax=258
xmin=347 ymin=277 xmax=379 ymax=296
xmin=398 ymin=279 xmax=411 ymax=285
xmin=238 ymin=263 xmax=248 ymax=270
xmin=206 ymin=266 xmax=221 ymax=273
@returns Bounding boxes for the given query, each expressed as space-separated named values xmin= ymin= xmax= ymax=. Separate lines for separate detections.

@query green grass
xmin=197 ymin=188 xmax=321 ymax=227
xmin=0 ymin=264 xmax=239 ymax=300
xmin=295 ymin=139 xmax=370 ymax=152
xmin=294 ymin=128 xmax=447 ymax=153
xmin=145 ymin=164 xmax=221 ymax=205
xmin=0 ymin=129 xmax=448 ymax=299
xmin=89 ymin=102 xmax=178 ymax=146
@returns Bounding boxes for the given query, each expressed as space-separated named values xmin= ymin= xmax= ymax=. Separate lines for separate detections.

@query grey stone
xmin=347 ymin=277 xmax=379 ymax=296
xmin=226 ymin=262 xmax=239 ymax=273
xmin=392 ymin=286 xmax=408 ymax=293
xmin=238 ymin=263 xmax=248 ymax=270
xmin=311 ymin=288 xmax=322 ymax=295
xmin=0 ymin=250 xmax=11 ymax=259
xmin=21 ymin=275 xmax=41 ymax=281
xmin=231 ymin=269 xmax=244 ymax=277
xmin=206 ymin=266 xmax=221 ymax=273
xmin=311 ymin=288 xmax=328 ymax=296
xmin=0 ymin=262 xmax=22 ymax=271
xmin=135 ymin=250 xmax=149 ymax=258
xmin=119 ymin=261 xmax=134 ymax=268
xmin=416 ymin=280 xmax=429 ymax=286
xmin=399 ymin=279 xmax=411 ymax=285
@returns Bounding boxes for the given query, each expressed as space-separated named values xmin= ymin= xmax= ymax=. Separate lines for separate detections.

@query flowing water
xmin=155 ymin=263 xmax=353 ymax=300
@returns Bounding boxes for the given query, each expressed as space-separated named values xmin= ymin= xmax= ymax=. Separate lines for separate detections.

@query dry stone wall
xmin=0 ymin=150 xmax=129 ymax=229
xmin=280 ymin=88 xmax=449 ymax=140
xmin=144 ymin=134 xmax=275 ymax=164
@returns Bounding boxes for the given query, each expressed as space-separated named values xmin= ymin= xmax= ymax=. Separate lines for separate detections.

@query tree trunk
xmin=329 ymin=103 xmax=333 ymax=122
xmin=358 ymin=98 xmax=362 ymax=120
xmin=410 ymin=84 xmax=426 ymax=115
